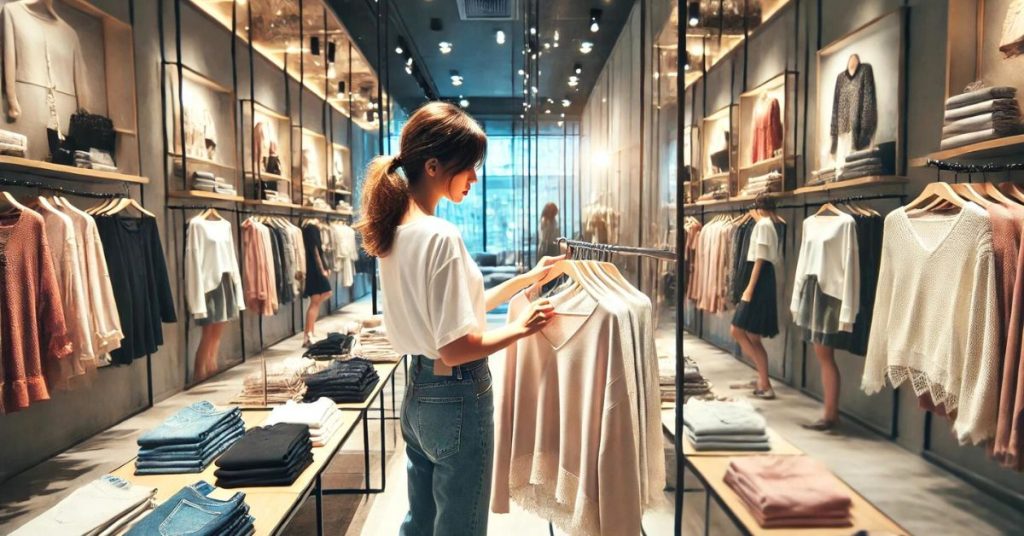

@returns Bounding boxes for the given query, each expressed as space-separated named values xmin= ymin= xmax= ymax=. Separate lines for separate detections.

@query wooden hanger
xmin=952 ymin=183 xmax=991 ymax=207
xmin=982 ymin=182 xmax=1020 ymax=206
xmin=105 ymin=197 xmax=156 ymax=218
xmin=904 ymin=181 xmax=965 ymax=211
xmin=815 ymin=201 xmax=846 ymax=217
xmin=998 ymin=182 xmax=1024 ymax=205
xmin=0 ymin=191 xmax=27 ymax=214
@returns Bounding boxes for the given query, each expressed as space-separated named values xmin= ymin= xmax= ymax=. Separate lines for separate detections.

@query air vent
xmin=457 ymin=0 xmax=516 ymax=20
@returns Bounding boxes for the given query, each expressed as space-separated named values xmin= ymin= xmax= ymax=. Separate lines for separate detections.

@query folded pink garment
xmin=727 ymin=456 xmax=853 ymax=517
xmin=724 ymin=471 xmax=851 ymax=527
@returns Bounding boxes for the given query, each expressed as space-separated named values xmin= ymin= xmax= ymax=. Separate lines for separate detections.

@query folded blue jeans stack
xmin=135 ymin=401 xmax=245 ymax=474
xmin=126 ymin=480 xmax=254 ymax=536
xmin=303 ymin=358 xmax=380 ymax=403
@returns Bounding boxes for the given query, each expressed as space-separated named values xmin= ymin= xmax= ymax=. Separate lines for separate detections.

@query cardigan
xmin=0 ymin=209 xmax=72 ymax=413
xmin=863 ymin=205 xmax=1000 ymax=444
xmin=829 ymin=62 xmax=877 ymax=153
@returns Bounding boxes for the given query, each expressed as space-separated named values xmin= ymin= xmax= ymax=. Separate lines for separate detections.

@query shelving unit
xmin=0 ymin=156 xmax=149 ymax=184
xmin=242 ymin=199 xmax=301 ymax=209
xmin=168 ymin=190 xmax=244 ymax=202
xmin=793 ymin=175 xmax=908 ymax=195
xmin=170 ymin=153 xmax=236 ymax=171
xmin=910 ymin=134 xmax=1024 ymax=166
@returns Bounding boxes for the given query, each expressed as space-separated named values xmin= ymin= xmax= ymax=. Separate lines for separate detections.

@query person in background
xmin=355 ymin=101 xmax=563 ymax=536
xmin=537 ymin=202 xmax=561 ymax=260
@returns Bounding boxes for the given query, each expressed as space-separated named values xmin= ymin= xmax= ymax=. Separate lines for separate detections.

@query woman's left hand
xmin=523 ymin=255 xmax=565 ymax=284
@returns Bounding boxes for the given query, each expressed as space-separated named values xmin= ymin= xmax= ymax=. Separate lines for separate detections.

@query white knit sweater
xmin=863 ymin=204 xmax=1001 ymax=445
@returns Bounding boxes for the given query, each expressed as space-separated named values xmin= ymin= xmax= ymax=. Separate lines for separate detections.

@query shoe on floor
xmin=730 ymin=379 xmax=758 ymax=390
xmin=751 ymin=388 xmax=776 ymax=400
xmin=302 ymin=336 xmax=312 ymax=348
xmin=801 ymin=419 xmax=838 ymax=431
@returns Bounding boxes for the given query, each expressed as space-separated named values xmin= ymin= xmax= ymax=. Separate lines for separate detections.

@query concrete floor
xmin=1 ymin=302 xmax=1021 ymax=535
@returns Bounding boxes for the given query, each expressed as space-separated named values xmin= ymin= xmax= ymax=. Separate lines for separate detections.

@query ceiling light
xmin=496 ymin=30 xmax=506 ymax=44
xmin=439 ymin=41 xmax=453 ymax=54
xmin=531 ymin=86 xmax=538 ymax=94
xmin=530 ymin=27 xmax=536 ymax=35
xmin=560 ymin=112 xmax=565 ymax=118
xmin=518 ymin=68 xmax=525 ymax=76
xmin=557 ymin=120 xmax=564 ymax=127
xmin=580 ymin=41 xmax=594 ymax=54
xmin=405 ymin=64 xmax=413 ymax=75
xmin=395 ymin=45 xmax=403 ymax=54
xmin=336 ymin=81 xmax=346 ymax=99
xmin=547 ymin=98 xmax=554 ymax=104
xmin=561 ymin=99 xmax=570 ymax=107
xmin=545 ymin=109 xmax=551 ymax=114
xmin=544 ymin=42 xmax=550 ymax=49
xmin=688 ymin=2 xmax=700 ymax=26
xmin=553 ymin=30 xmax=560 ymax=41
xmin=531 ymin=53 xmax=537 ymax=59
xmin=327 ymin=64 xmax=336 ymax=79
xmin=459 ymin=98 xmax=469 ymax=108
xmin=574 ymin=63 xmax=582 ymax=74
xmin=590 ymin=9 xmax=602 ymax=33
xmin=568 ymin=75 xmax=579 ymax=87
xmin=406 ymin=57 xmax=414 ymax=67
xmin=520 ymin=114 xmax=525 ymax=119
xmin=450 ymin=71 xmax=463 ymax=86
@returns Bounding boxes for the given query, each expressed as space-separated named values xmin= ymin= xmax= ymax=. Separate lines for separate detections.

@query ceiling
xmin=329 ymin=0 xmax=636 ymax=118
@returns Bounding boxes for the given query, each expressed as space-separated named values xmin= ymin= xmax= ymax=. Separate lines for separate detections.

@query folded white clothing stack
xmin=263 ymin=397 xmax=344 ymax=447
xmin=192 ymin=172 xmax=237 ymax=196
xmin=74 ymin=149 xmax=118 ymax=172
xmin=355 ymin=326 xmax=402 ymax=363
xmin=310 ymin=198 xmax=333 ymax=211
xmin=940 ymin=85 xmax=1022 ymax=150
xmin=336 ymin=200 xmax=353 ymax=212
xmin=683 ymin=399 xmax=770 ymax=451
xmin=10 ymin=475 xmax=156 ymax=536
xmin=740 ymin=170 xmax=782 ymax=197
xmin=0 ymin=129 xmax=27 ymax=157
xmin=264 ymin=189 xmax=291 ymax=203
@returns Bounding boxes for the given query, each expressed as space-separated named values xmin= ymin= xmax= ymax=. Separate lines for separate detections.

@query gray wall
xmin=0 ymin=0 xmax=378 ymax=483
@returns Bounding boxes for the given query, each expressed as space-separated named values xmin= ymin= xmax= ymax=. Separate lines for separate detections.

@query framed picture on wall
xmin=812 ymin=8 xmax=905 ymax=186
xmin=929 ymin=0 xmax=1024 ymax=159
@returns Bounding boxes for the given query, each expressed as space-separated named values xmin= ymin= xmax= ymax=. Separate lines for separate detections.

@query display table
xmin=687 ymin=456 xmax=909 ymax=536
xmin=110 ymin=409 xmax=359 ymax=536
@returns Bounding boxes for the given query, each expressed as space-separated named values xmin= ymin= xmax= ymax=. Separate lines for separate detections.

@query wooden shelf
xmin=170 ymin=153 xmax=236 ymax=170
xmin=243 ymin=199 xmax=300 ymax=209
xmin=242 ymin=99 xmax=289 ymax=121
xmin=738 ymin=154 xmax=785 ymax=175
xmin=299 ymin=127 xmax=327 ymax=141
xmin=331 ymin=188 xmax=352 ymax=195
xmin=0 ymin=155 xmax=148 ymax=184
xmin=303 ymin=183 xmax=328 ymax=191
xmin=910 ymin=134 xmax=1024 ymax=166
xmin=168 ymin=63 xmax=233 ymax=94
xmin=701 ymin=171 xmax=730 ymax=182
xmin=793 ymin=175 xmax=908 ymax=195
xmin=731 ymin=191 xmax=788 ymax=202
xmin=246 ymin=170 xmax=291 ymax=182
xmin=168 ymin=190 xmax=244 ymax=202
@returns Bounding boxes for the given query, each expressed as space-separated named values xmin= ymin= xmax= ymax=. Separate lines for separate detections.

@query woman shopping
xmin=355 ymin=102 xmax=563 ymax=536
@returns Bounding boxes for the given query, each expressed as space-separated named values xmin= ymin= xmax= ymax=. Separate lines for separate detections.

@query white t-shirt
xmin=746 ymin=216 xmax=782 ymax=267
xmin=379 ymin=216 xmax=486 ymax=359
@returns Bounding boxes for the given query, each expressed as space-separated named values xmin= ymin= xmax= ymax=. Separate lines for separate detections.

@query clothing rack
xmin=807 ymin=193 xmax=906 ymax=205
xmin=167 ymin=204 xmax=244 ymax=214
xmin=698 ymin=202 xmax=804 ymax=215
xmin=0 ymin=176 xmax=130 ymax=198
xmin=556 ymin=237 xmax=677 ymax=262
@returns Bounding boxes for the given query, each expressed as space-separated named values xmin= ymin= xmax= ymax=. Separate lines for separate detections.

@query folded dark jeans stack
xmin=303 ymin=358 xmax=380 ymax=403
xmin=302 ymin=332 xmax=356 ymax=360
xmin=941 ymin=85 xmax=1023 ymax=150
xmin=135 ymin=401 xmax=245 ymax=474
xmin=214 ymin=423 xmax=314 ymax=488
xmin=837 ymin=146 xmax=883 ymax=181
xmin=126 ymin=481 xmax=254 ymax=536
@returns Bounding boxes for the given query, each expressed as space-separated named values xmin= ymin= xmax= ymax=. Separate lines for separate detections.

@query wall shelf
xmin=168 ymin=190 xmax=244 ymax=202
xmin=331 ymin=188 xmax=351 ymax=195
xmin=0 ymin=156 xmax=149 ymax=184
xmin=792 ymin=175 xmax=908 ymax=195
xmin=246 ymin=171 xmax=291 ymax=182
xmin=243 ymin=199 xmax=300 ymax=209
xmin=910 ymin=134 xmax=1024 ymax=166
xmin=170 ymin=153 xmax=236 ymax=170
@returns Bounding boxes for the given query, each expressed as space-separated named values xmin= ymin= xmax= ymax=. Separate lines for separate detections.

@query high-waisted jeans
xmin=399 ymin=355 xmax=494 ymax=536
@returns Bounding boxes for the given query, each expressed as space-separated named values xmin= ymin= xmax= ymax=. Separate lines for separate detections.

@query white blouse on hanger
xmin=184 ymin=217 xmax=246 ymax=319
xmin=790 ymin=213 xmax=860 ymax=331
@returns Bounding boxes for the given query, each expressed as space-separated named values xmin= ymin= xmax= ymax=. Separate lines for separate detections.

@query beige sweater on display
xmin=863 ymin=204 xmax=1001 ymax=445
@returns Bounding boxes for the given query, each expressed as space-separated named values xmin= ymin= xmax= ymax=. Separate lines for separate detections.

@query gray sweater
xmin=830 ymin=63 xmax=878 ymax=154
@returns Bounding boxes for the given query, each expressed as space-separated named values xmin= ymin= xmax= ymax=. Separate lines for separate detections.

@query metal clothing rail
xmin=556 ymin=237 xmax=677 ymax=262
xmin=924 ymin=158 xmax=1024 ymax=173
xmin=0 ymin=176 xmax=130 ymax=198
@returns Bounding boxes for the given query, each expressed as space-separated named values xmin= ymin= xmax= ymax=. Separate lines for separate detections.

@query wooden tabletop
xmin=110 ymin=409 xmax=360 ymax=535
xmin=689 ymin=456 xmax=909 ymax=536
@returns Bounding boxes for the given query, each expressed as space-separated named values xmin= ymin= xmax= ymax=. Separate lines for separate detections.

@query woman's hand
xmin=514 ymin=298 xmax=556 ymax=336
xmin=523 ymin=255 xmax=566 ymax=284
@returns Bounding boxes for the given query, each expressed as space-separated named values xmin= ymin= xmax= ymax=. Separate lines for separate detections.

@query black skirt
xmin=731 ymin=261 xmax=779 ymax=338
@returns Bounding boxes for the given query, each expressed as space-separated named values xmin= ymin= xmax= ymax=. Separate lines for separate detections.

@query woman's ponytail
xmin=354 ymin=154 xmax=409 ymax=257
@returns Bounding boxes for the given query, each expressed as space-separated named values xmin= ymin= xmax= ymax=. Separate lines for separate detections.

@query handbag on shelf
xmin=67 ymin=109 xmax=117 ymax=156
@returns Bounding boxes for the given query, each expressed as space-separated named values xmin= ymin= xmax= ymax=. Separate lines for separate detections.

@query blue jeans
xmin=125 ymin=481 xmax=245 ymax=536
xmin=137 ymin=402 xmax=242 ymax=447
xmin=399 ymin=355 xmax=494 ymax=536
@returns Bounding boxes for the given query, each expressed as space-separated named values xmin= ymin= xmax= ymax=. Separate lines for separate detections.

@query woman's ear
xmin=425 ymin=157 xmax=440 ymax=178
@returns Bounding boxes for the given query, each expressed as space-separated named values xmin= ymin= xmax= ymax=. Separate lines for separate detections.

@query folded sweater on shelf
xmin=944 ymin=98 xmax=1020 ymax=122
xmin=945 ymin=85 xmax=1017 ymax=110
xmin=942 ymin=110 xmax=1022 ymax=137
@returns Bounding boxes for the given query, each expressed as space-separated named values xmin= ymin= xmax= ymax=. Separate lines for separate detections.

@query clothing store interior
xmin=2 ymin=0 xmax=1024 ymax=535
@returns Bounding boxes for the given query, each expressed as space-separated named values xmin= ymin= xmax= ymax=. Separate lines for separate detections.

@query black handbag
xmin=67 ymin=109 xmax=116 ymax=155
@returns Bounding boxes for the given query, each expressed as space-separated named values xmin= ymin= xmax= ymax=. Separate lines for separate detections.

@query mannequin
xmin=847 ymin=53 xmax=860 ymax=76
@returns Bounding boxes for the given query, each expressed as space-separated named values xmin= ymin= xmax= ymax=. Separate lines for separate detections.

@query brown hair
xmin=541 ymin=202 xmax=559 ymax=223
xmin=354 ymin=102 xmax=487 ymax=257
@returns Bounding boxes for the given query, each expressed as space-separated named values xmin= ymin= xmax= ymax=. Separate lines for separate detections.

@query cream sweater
xmin=863 ymin=204 xmax=1001 ymax=445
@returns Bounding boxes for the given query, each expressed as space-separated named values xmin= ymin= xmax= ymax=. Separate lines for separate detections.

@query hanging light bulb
xmin=688 ymin=1 xmax=700 ymax=26
xmin=496 ymin=30 xmax=506 ymax=45
xmin=553 ymin=30 xmax=560 ymax=41
xmin=450 ymin=70 xmax=464 ymax=86
xmin=568 ymin=75 xmax=579 ymax=87
xmin=579 ymin=41 xmax=594 ymax=54
xmin=336 ymin=81 xmax=346 ymax=99
xmin=574 ymin=63 xmax=582 ymax=75
xmin=530 ymin=27 xmax=536 ymax=35
xmin=589 ymin=9 xmax=602 ymax=33
xmin=459 ymin=98 xmax=469 ymax=108
xmin=561 ymin=98 xmax=571 ymax=108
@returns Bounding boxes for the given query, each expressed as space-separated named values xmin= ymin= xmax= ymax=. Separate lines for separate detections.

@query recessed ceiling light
xmin=459 ymin=98 xmax=469 ymax=108
xmin=590 ymin=9 xmax=602 ymax=33
xmin=395 ymin=46 xmax=403 ymax=54
xmin=574 ymin=63 xmax=582 ymax=74
xmin=405 ymin=64 xmax=413 ymax=75
xmin=688 ymin=2 xmax=700 ymax=27
xmin=450 ymin=71 xmax=463 ymax=86
xmin=557 ymin=120 xmax=564 ymax=127
xmin=545 ymin=109 xmax=551 ymax=114
xmin=518 ymin=68 xmax=525 ymax=76
xmin=520 ymin=114 xmax=525 ymax=119
xmin=406 ymin=57 xmax=413 ymax=67
xmin=568 ymin=75 xmax=579 ymax=87
xmin=496 ymin=30 xmax=506 ymax=45
xmin=580 ymin=41 xmax=594 ymax=54
xmin=531 ymin=86 xmax=538 ymax=94
xmin=544 ymin=42 xmax=550 ymax=49
xmin=439 ymin=41 xmax=453 ymax=54
xmin=553 ymin=30 xmax=560 ymax=41
xmin=560 ymin=112 xmax=565 ymax=118
xmin=530 ymin=27 xmax=536 ymax=35
xmin=561 ymin=99 xmax=570 ymax=107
